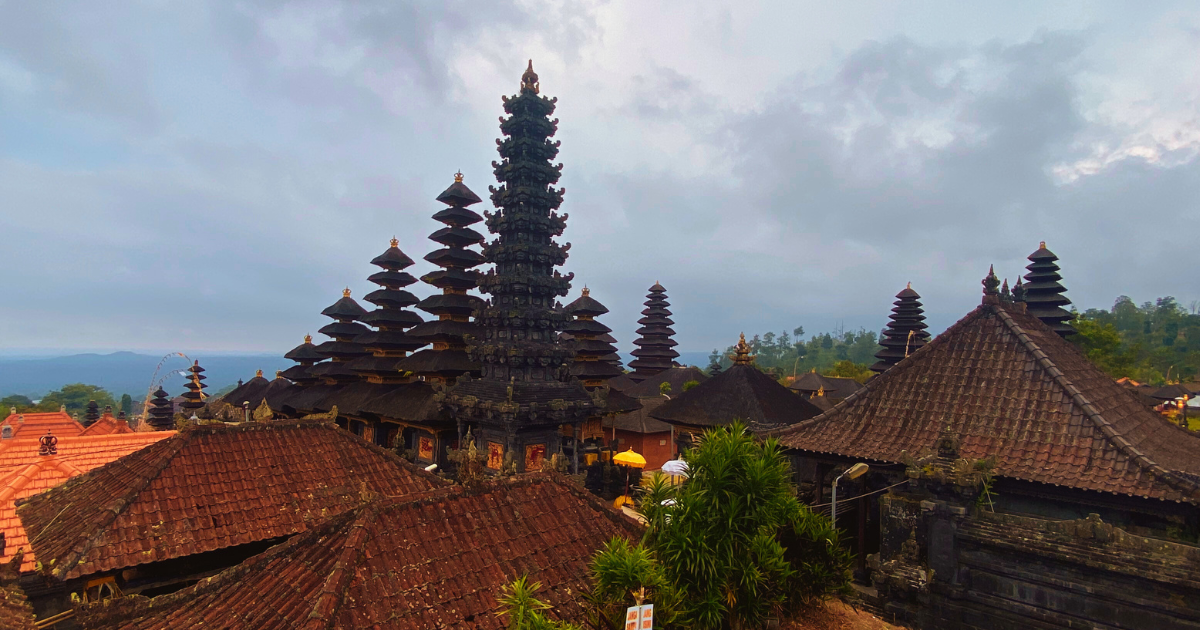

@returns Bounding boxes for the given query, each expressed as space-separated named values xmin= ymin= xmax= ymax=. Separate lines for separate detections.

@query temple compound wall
xmin=871 ymin=459 xmax=1200 ymax=630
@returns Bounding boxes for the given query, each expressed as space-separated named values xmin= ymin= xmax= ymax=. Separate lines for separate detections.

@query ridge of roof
xmin=992 ymin=306 xmax=1200 ymax=500
xmin=772 ymin=303 xmax=1200 ymax=503
xmin=18 ymin=421 xmax=448 ymax=581
xmin=75 ymin=473 xmax=642 ymax=629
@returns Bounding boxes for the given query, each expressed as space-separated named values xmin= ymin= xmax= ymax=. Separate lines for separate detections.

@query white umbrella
xmin=661 ymin=459 xmax=689 ymax=477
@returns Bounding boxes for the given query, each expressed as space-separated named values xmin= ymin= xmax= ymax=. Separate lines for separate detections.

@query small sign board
xmin=624 ymin=604 xmax=653 ymax=630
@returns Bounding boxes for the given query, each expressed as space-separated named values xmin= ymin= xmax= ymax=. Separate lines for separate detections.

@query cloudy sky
xmin=1 ymin=1 xmax=1198 ymax=357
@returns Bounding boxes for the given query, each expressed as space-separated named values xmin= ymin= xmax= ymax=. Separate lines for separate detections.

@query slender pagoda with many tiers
xmin=626 ymin=282 xmax=680 ymax=383
xmin=446 ymin=61 xmax=595 ymax=473
xmin=870 ymin=282 xmax=931 ymax=374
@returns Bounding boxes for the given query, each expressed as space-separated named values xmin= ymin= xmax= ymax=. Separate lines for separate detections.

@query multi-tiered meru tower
xmin=446 ymin=62 xmax=595 ymax=473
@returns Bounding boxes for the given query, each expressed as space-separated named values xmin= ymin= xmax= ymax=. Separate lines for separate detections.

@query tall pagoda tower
xmin=626 ymin=282 xmax=679 ymax=383
xmin=446 ymin=61 xmax=595 ymax=474
xmin=350 ymin=240 xmax=427 ymax=383
xmin=309 ymin=289 xmax=371 ymax=385
xmin=1022 ymin=242 xmax=1074 ymax=337
xmin=146 ymin=387 xmax=175 ymax=431
xmin=83 ymin=400 xmax=100 ymax=427
xmin=398 ymin=173 xmax=487 ymax=383
xmin=563 ymin=287 xmax=623 ymax=390
xmin=281 ymin=334 xmax=324 ymax=386
xmin=871 ymin=283 xmax=931 ymax=374
xmin=179 ymin=361 xmax=207 ymax=414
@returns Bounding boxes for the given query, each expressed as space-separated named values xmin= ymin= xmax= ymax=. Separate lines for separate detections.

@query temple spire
xmin=398 ymin=172 xmax=487 ymax=383
xmin=309 ymin=289 xmax=370 ymax=385
xmin=146 ymin=387 xmax=175 ymax=431
xmin=982 ymin=265 xmax=1000 ymax=298
xmin=179 ymin=360 xmax=207 ymax=414
xmin=83 ymin=400 xmax=100 ymax=427
xmin=871 ymin=283 xmax=931 ymax=374
xmin=1022 ymin=242 xmax=1074 ymax=337
xmin=563 ymin=287 xmax=623 ymax=390
xmin=626 ymin=282 xmax=679 ymax=383
xmin=281 ymin=333 xmax=325 ymax=386
xmin=446 ymin=63 xmax=594 ymax=473
xmin=350 ymin=239 xmax=427 ymax=383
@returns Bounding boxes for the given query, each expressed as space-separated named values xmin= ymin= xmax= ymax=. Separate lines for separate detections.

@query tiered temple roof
xmin=398 ymin=173 xmax=487 ymax=382
xmin=308 ymin=289 xmax=370 ymax=385
xmin=870 ymin=283 xmax=931 ymax=374
xmin=83 ymin=400 xmax=100 ymax=427
xmin=220 ymin=370 xmax=270 ymax=407
xmin=179 ymin=361 xmax=207 ymax=415
xmin=563 ymin=287 xmax=623 ymax=389
xmin=350 ymin=240 xmax=427 ymax=383
xmin=447 ymin=62 xmax=594 ymax=447
xmin=773 ymin=274 xmax=1200 ymax=503
xmin=788 ymin=370 xmax=864 ymax=400
xmin=626 ymin=282 xmax=679 ymax=383
xmin=145 ymin=387 xmax=174 ymax=431
xmin=1022 ymin=241 xmax=1075 ymax=337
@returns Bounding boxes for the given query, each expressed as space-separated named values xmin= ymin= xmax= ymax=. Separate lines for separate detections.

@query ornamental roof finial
xmin=342 ymin=287 xmax=351 ymax=298
xmin=582 ymin=286 xmax=590 ymax=297
xmin=521 ymin=60 xmax=539 ymax=94
xmin=454 ymin=171 xmax=464 ymax=183
xmin=255 ymin=369 xmax=263 ymax=378
xmin=390 ymin=236 xmax=398 ymax=248
xmin=1040 ymin=240 xmax=1047 ymax=249
xmin=304 ymin=333 xmax=312 ymax=344
xmin=730 ymin=333 xmax=755 ymax=366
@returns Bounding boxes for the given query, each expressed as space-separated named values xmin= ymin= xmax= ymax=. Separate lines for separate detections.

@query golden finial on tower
xmin=454 ymin=171 xmax=464 ymax=183
xmin=1040 ymin=241 xmax=1047 ymax=249
xmin=521 ymin=60 xmax=539 ymax=94
xmin=582 ymin=286 xmax=590 ymax=297
xmin=342 ymin=287 xmax=351 ymax=298
xmin=256 ymin=369 xmax=263 ymax=378
xmin=907 ymin=281 xmax=912 ymax=289
xmin=390 ymin=236 xmax=398 ymax=248
xmin=304 ymin=334 xmax=312 ymax=344
xmin=730 ymin=332 xmax=755 ymax=366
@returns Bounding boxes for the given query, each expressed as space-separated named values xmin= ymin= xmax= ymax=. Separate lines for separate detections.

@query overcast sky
xmin=1 ymin=1 xmax=1198 ymax=357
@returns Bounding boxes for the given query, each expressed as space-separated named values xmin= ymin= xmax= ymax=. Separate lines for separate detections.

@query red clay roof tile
xmin=773 ymin=302 xmax=1200 ymax=503
xmin=76 ymin=474 xmax=640 ymax=630
xmin=17 ymin=421 xmax=446 ymax=581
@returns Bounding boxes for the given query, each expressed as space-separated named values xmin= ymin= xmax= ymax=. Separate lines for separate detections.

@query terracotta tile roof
xmin=773 ymin=302 xmax=1200 ymax=503
xmin=0 ymin=412 xmax=84 ymax=439
xmin=78 ymin=413 xmax=135 ymax=436
xmin=17 ymin=421 xmax=447 ymax=581
xmin=650 ymin=364 xmax=825 ymax=433
xmin=0 ymin=432 xmax=174 ymax=572
xmin=0 ymin=553 xmax=35 ymax=630
xmin=75 ymin=474 xmax=642 ymax=630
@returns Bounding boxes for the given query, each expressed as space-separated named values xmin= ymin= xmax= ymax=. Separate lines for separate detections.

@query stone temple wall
xmin=872 ymin=488 xmax=1200 ymax=629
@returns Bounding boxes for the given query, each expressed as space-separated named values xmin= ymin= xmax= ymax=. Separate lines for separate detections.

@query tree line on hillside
xmin=1 ymin=384 xmax=135 ymax=418
xmin=1072 ymin=296 xmax=1200 ymax=385
xmin=707 ymin=326 xmax=879 ymax=383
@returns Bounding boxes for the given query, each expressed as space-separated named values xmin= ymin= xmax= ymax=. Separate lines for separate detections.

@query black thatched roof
xmin=614 ymin=366 xmax=709 ymax=398
xmin=649 ymin=364 xmax=823 ymax=433
xmin=787 ymin=371 xmax=864 ymax=399
xmin=604 ymin=396 xmax=670 ymax=434
xmin=220 ymin=375 xmax=270 ymax=406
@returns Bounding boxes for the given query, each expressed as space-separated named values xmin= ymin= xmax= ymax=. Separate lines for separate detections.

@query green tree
xmin=1 ymin=395 xmax=34 ymax=413
xmin=119 ymin=394 xmax=133 ymax=417
xmin=497 ymin=576 xmax=580 ymax=630
xmin=37 ymin=384 xmax=118 ymax=416
xmin=825 ymin=360 xmax=873 ymax=383
xmin=637 ymin=422 xmax=852 ymax=628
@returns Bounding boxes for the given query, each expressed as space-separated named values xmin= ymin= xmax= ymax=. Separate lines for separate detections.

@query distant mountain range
xmin=0 ymin=352 xmax=293 ymax=399
xmin=0 ymin=350 xmax=715 ymax=400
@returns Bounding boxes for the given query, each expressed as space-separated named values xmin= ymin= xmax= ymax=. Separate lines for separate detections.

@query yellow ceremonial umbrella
xmin=613 ymin=448 xmax=647 ymax=468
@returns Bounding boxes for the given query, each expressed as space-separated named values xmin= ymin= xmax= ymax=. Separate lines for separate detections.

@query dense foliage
xmin=499 ymin=423 xmax=852 ymax=629
xmin=708 ymin=327 xmax=878 ymax=381
xmin=1072 ymin=296 xmax=1200 ymax=384
xmin=1 ymin=383 xmax=118 ymax=416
